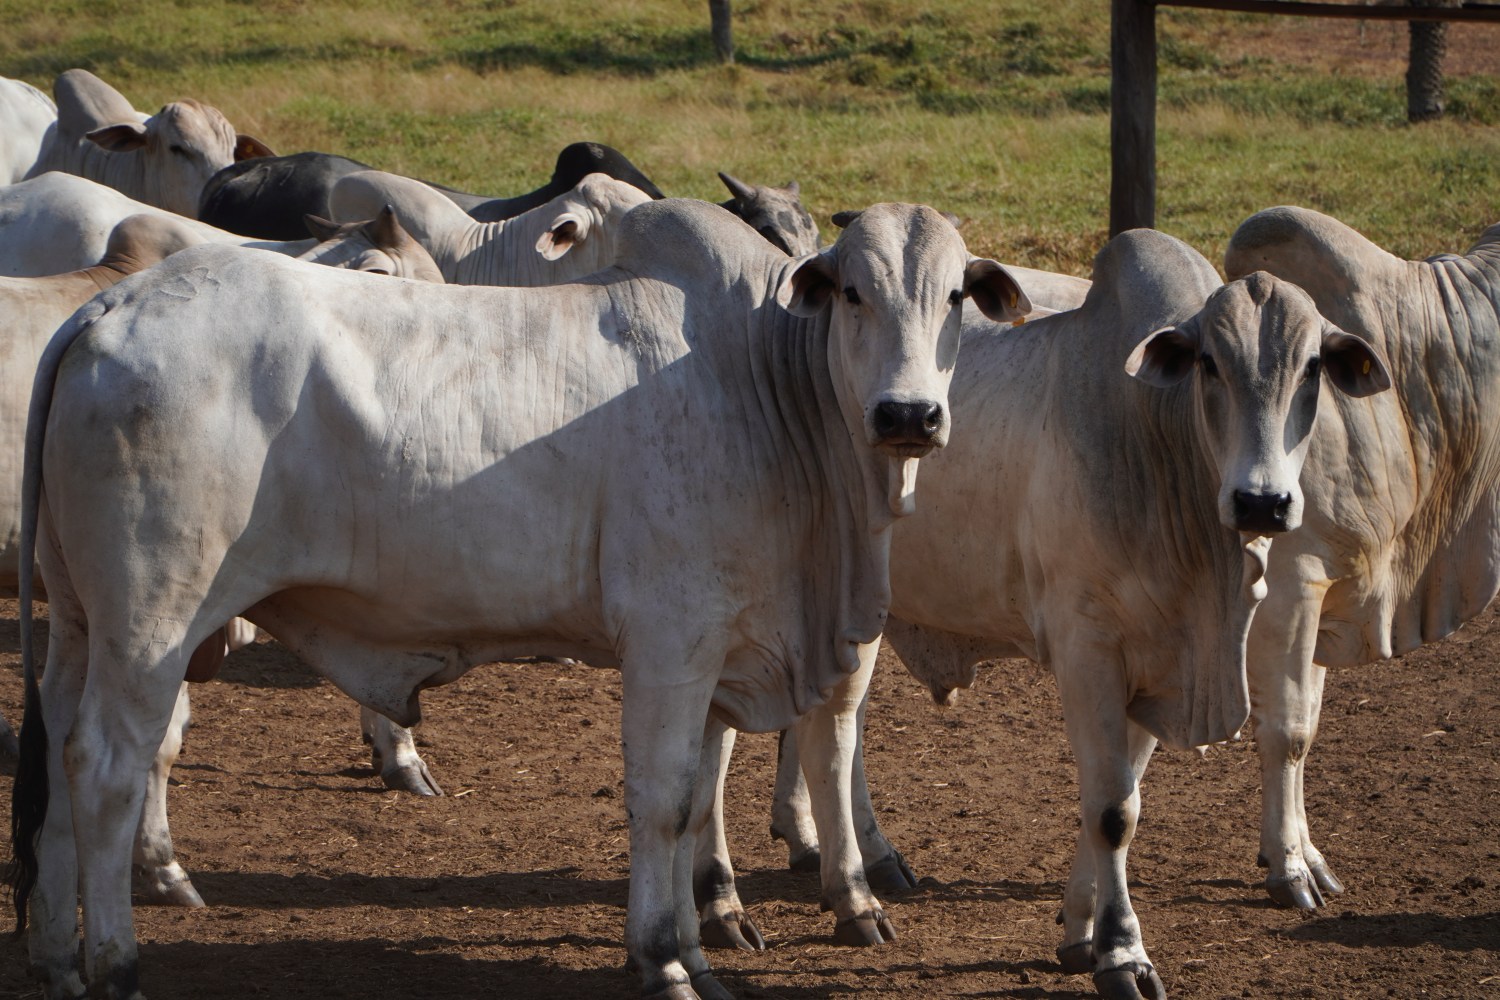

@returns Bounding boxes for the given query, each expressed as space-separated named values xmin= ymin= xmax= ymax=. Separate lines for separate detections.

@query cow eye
xmin=1200 ymin=354 xmax=1219 ymax=378
xmin=1303 ymin=357 xmax=1321 ymax=382
xmin=844 ymin=287 xmax=860 ymax=305
xmin=168 ymin=144 xmax=188 ymax=157
xmin=949 ymin=289 xmax=964 ymax=306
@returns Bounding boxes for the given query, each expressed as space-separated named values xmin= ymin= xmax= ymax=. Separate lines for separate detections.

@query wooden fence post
xmin=1111 ymin=0 xmax=1157 ymax=235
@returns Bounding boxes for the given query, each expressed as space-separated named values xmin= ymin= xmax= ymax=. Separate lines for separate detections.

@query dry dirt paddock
xmin=0 ymin=597 xmax=1496 ymax=999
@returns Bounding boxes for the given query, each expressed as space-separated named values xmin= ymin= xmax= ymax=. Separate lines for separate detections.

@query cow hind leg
xmin=360 ymin=706 xmax=443 ymax=796
xmin=769 ymin=728 xmax=820 ymax=871
xmin=25 ymin=593 xmax=91 ymax=1000
xmin=70 ymin=619 xmax=211 ymax=1000
xmin=132 ymin=684 xmax=204 ymax=908
xmin=693 ymin=720 xmax=766 ymax=952
xmin=848 ymin=689 xmax=917 ymax=894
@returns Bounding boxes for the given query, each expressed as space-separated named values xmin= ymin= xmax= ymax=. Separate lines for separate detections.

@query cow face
xmin=535 ymin=173 xmax=652 ymax=261
xmin=778 ymin=204 xmax=1030 ymax=514
xmin=300 ymin=207 xmax=445 ymax=283
xmin=719 ymin=172 xmax=822 ymax=257
xmin=86 ymin=99 xmax=272 ymax=217
xmin=1127 ymin=272 xmax=1391 ymax=535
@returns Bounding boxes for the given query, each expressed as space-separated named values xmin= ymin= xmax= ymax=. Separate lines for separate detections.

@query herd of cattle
xmin=0 ymin=66 xmax=1495 ymax=1000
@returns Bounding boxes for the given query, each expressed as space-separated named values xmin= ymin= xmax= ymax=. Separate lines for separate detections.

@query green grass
xmin=2 ymin=1 xmax=1497 ymax=274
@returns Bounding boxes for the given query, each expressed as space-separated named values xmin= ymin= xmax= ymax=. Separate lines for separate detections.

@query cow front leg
xmin=1057 ymin=668 xmax=1164 ymax=1000
xmin=132 ymin=684 xmax=204 ymax=907
xmin=620 ymin=664 xmax=727 ymax=1000
xmin=778 ymin=690 xmax=915 ymax=893
xmin=1248 ymin=585 xmax=1338 ymax=908
xmin=769 ymin=729 xmax=820 ymax=871
xmin=692 ymin=718 xmax=766 ymax=952
xmin=360 ymin=706 xmax=444 ymax=796
xmin=1056 ymin=720 xmax=1157 ymax=978
xmin=796 ymin=639 xmax=895 ymax=947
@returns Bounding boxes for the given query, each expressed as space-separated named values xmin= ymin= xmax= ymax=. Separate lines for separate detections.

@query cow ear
xmin=941 ymin=211 xmax=962 ymax=230
xmin=830 ymin=210 xmax=860 ymax=230
xmin=965 ymin=258 xmax=1031 ymax=323
xmin=234 ymin=134 xmax=275 ymax=161
xmin=1321 ymin=326 xmax=1392 ymax=398
xmin=303 ymin=214 xmax=343 ymax=241
xmin=86 ymin=122 xmax=148 ymax=153
xmin=1126 ymin=323 xmax=1201 ymax=387
xmin=536 ymin=211 xmax=589 ymax=261
xmin=777 ymin=247 xmax=838 ymax=316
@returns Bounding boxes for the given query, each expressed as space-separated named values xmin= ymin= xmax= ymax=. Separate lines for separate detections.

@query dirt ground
xmin=0 ymin=592 xmax=1495 ymax=1000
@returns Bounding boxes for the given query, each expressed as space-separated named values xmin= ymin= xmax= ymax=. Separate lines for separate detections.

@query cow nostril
xmin=873 ymin=404 xmax=899 ymax=438
xmin=1232 ymin=490 xmax=1293 ymax=533
xmin=921 ymin=403 xmax=943 ymax=433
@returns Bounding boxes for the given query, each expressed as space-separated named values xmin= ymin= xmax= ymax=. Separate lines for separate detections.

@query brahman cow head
xmin=719 ymin=171 xmax=822 ymax=257
xmin=1127 ymin=272 xmax=1391 ymax=535
xmin=534 ymin=172 xmax=653 ymax=261
xmin=301 ymin=206 xmax=445 ymax=283
xmin=85 ymin=98 xmax=273 ymax=217
xmin=778 ymin=204 xmax=1030 ymax=514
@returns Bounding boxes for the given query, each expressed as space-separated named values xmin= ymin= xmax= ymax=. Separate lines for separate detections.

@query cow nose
xmin=1232 ymin=490 xmax=1292 ymax=534
xmin=873 ymin=401 xmax=943 ymax=445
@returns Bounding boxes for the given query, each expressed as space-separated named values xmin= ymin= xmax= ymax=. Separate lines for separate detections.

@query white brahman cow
xmin=6 ymin=197 xmax=1027 ymax=1000
xmin=330 ymin=168 xmax=651 ymax=285
xmin=17 ymin=69 xmax=272 ymax=216
xmin=692 ymin=228 xmax=1392 ymax=1000
xmin=1217 ymin=206 xmax=1500 ymax=909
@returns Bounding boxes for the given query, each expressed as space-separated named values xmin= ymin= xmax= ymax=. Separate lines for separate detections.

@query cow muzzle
xmin=1230 ymin=489 xmax=1294 ymax=534
xmin=871 ymin=400 xmax=945 ymax=456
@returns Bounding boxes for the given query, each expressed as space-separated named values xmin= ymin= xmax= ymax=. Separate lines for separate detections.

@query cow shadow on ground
xmin=134 ymin=940 xmax=1070 ymax=1000
xmin=179 ymin=867 xmax=630 ymax=912
xmin=1281 ymin=909 xmax=1500 ymax=952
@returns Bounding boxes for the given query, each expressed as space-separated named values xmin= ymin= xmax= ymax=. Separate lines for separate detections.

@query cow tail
xmin=6 ymin=299 xmax=105 ymax=936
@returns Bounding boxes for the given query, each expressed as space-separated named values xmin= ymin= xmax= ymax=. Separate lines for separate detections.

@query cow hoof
xmin=135 ymin=867 xmax=205 ymax=908
xmin=690 ymin=971 xmax=735 ymax=1000
xmin=1308 ymin=859 xmax=1345 ymax=896
xmin=643 ymin=985 xmax=700 ymax=1000
xmin=1267 ymin=872 xmax=1324 ymax=909
xmin=787 ymin=846 xmax=821 ymax=874
xmin=1056 ymin=939 xmax=1094 ymax=974
xmin=1094 ymin=964 xmax=1167 ymax=1000
xmin=865 ymin=850 xmax=918 ymax=894
xmin=699 ymin=910 xmax=767 ymax=952
xmin=381 ymin=761 xmax=445 ymax=797
xmin=833 ymin=909 xmax=897 ymax=947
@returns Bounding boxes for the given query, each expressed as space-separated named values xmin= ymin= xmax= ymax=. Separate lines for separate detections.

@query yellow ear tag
xmin=1362 ymin=359 xmax=1371 ymax=375
xmin=1011 ymin=315 xmax=1026 ymax=327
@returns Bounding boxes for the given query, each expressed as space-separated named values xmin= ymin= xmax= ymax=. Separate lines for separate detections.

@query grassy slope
xmin=1 ymin=0 xmax=1496 ymax=273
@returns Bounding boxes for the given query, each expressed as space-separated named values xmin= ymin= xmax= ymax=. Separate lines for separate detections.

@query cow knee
xmin=1099 ymin=804 xmax=1130 ymax=850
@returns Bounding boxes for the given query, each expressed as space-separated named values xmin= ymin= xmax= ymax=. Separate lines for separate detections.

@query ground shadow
xmin=1283 ymin=909 xmax=1500 ymax=952
xmin=180 ymin=867 xmax=629 ymax=912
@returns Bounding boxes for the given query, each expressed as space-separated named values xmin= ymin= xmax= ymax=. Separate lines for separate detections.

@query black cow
xmin=197 ymin=140 xmax=665 ymax=239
